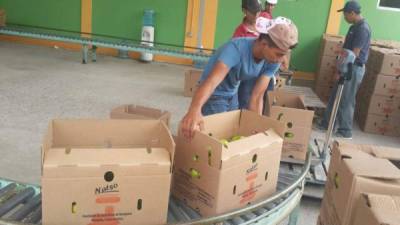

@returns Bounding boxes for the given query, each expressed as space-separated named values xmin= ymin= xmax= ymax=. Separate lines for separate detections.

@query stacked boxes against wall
xmin=356 ymin=45 xmax=400 ymax=137
xmin=314 ymin=34 xmax=345 ymax=103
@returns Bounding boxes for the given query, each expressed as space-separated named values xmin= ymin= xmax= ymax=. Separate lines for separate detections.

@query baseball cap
xmin=337 ymin=0 xmax=361 ymax=13
xmin=266 ymin=0 xmax=278 ymax=4
xmin=255 ymin=16 xmax=298 ymax=51
xmin=242 ymin=0 xmax=262 ymax=14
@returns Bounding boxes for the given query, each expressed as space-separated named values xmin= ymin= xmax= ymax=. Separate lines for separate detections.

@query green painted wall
xmin=339 ymin=0 xmax=400 ymax=41
xmin=92 ymin=0 xmax=187 ymax=47
xmin=214 ymin=0 xmax=332 ymax=73
xmin=0 ymin=0 xmax=81 ymax=31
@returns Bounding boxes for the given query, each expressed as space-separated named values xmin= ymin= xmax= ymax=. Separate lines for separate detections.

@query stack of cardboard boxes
xmin=318 ymin=141 xmax=400 ymax=225
xmin=315 ymin=34 xmax=345 ymax=103
xmin=356 ymin=46 xmax=400 ymax=136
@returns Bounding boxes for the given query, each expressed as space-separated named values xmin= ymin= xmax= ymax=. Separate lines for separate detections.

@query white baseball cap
xmin=266 ymin=0 xmax=278 ymax=4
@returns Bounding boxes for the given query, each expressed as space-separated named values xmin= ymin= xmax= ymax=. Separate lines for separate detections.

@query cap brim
xmin=337 ymin=8 xmax=344 ymax=12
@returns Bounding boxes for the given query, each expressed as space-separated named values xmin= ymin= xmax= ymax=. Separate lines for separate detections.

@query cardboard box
xmin=358 ymin=93 xmax=400 ymax=117
xmin=184 ymin=69 xmax=202 ymax=97
xmin=110 ymin=104 xmax=171 ymax=127
xmin=172 ymin=110 xmax=285 ymax=217
xmin=320 ymin=34 xmax=344 ymax=57
xmin=371 ymin=39 xmax=400 ymax=49
xmin=315 ymin=84 xmax=334 ymax=103
xmin=42 ymin=119 xmax=175 ymax=225
xmin=362 ymin=73 xmax=400 ymax=97
xmin=357 ymin=112 xmax=400 ymax=137
xmin=0 ymin=9 xmax=5 ymax=27
xmin=370 ymin=46 xmax=400 ymax=76
xmin=275 ymin=76 xmax=287 ymax=89
xmin=353 ymin=193 xmax=400 ymax=225
xmin=319 ymin=191 xmax=342 ymax=225
xmin=264 ymin=90 xmax=314 ymax=160
xmin=320 ymin=141 xmax=400 ymax=225
xmin=317 ymin=56 xmax=337 ymax=77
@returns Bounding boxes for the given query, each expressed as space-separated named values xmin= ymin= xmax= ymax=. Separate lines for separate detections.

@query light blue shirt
xmin=200 ymin=38 xmax=280 ymax=97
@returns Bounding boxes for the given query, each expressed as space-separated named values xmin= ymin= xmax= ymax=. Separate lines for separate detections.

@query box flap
xmin=267 ymin=90 xmax=306 ymax=109
xmin=202 ymin=110 xmax=241 ymax=139
xmin=44 ymin=148 xmax=170 ymax=167
xmin=42 ymin=119 xmax=175 ymax=174
xmin=335 ymin=142 xmax=400 ymax=180
xmin=362 ymin=193 xmax=400 ymax=225
xmin=240 ymin=110 xmax=285 ymax=138
xmin=221 ymin=129 xmax=282 ymax=161
xmin=110 ymin=104 xmax=171 ymax=126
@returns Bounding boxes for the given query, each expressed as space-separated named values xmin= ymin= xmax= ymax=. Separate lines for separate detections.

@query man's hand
xmin=181 ymin=109 xmax=204 ymax=140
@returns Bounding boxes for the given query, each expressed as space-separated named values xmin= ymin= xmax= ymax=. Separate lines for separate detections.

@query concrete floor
xmin=1 ymin=41 xmax=398 ymax=225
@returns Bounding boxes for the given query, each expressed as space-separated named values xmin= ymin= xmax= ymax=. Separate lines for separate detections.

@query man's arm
xmin=248 ymin=75 xmax=271 ymax=115
xmin=181 ymin=61 xmax=230 ymax=139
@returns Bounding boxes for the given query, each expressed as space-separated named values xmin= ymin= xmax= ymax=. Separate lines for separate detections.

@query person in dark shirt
xmin=319 ymin=0 xmax=371 ymax=139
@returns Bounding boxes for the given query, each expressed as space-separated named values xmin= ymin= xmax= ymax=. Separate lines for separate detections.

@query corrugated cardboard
xmin=317 ymin=56 xmax=337 ymax=78
xmin=172 ymin=110 xmax=285 ymax=217
xmin=357 ymin=111 xmax=400 ymax=137
xmin=319 ymin=191 xmax=342 ymax=225
xmin=315 ymin=84 xmax=334 ymax=103
xmin=362 ymin=72 xmax=400 ymax=97
xmin=110 ymin=104 xmax=171 ymax=127
xmin=42 ymin=119 xmax=175 ymax=225
xmin=264 ymin=90 xmax=314 ymax=160
xmin=0 ymin=9 xmax=5 ymax=27
xmin=275 ymin=77 xmax=287 ymax=89
xmin=184 ymin=69 xmax=202 ymax=97
xmin=320 ymin=34 xmax=344 ymax=57
xmin=371 ymin=39 xmax=400 ymax=49
xmin=358 ymin=93 xmax=400 ymax=117
xmin=370 ymin=46 xmax=400 ymax=76
xmin=353 ymin=193 xmax=400 ymax=225
xmin=320 ymin=141 xmax=400 ymax=225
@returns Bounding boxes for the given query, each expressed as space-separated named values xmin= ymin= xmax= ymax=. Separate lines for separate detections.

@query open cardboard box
xmin=41 ymin=119 xmax=175 ymax=225
xmin=320 ymin=141 xmax=400 ymax=225
xmin=353 ymin=193 xmax=400 ymax=225
xmin=110 ymin=104 xmax=171 ymax=127
xmin=172 ymin=110 xmax=285 ymax=217
xmin=264 ymin=90 xmax=314 ymax=160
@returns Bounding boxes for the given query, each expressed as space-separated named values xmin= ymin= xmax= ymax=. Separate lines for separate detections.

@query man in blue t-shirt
xmin=181 ymin=18 xmax=298 ymax=139
xmin=318 ymin=0 xmax=371 ymax=139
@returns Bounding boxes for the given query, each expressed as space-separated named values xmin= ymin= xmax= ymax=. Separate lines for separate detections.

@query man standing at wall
xmin=318 ymin=0 xmax=371 ymax=139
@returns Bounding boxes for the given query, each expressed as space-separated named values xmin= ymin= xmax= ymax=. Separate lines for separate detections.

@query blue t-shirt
xmin=200 ymin=38 xmax=280 ymax=97
xmin=343 ymin=19 xmax=371 ymax=65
